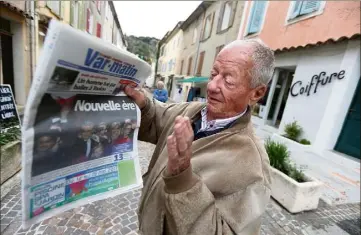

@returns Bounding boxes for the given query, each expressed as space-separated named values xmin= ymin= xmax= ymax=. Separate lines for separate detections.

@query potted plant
xmin=265 ymin=138 xmax=323 ymax=213
xmin=272 ymin=121 xmax=312 ymax=148
xmin=0 ymin=127 xmax=21 ymax=185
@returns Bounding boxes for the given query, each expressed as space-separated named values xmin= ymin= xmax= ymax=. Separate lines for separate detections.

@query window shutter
xmin=86 ymin=9 xmax=90 ymax=33
xmin=209 ymin=12 xmax=215 ymax=38
xmin=60 ymin=1 xmax=65 ymax=19
xmin=300 ymin=1 xmax=320 ymax=15
xmin=196 ymin=52 xmax=205 ymax=76
xmin=247 ymin=1 xmax=266 ymax=34
xmin=96 ymin=23 xmax=101 ymax=38
xmin=70 ymin=1 xmax=75 ymax=26
xmin=290 ymin=1 xmax=302 ymax=19
xmin=187 ymin=57 xmax=193 ymax=76
xmin=78 ymin=1 xmax=84 ymax=30
xmin=217 ymin=3 xmax=226 ymax=33
xmin=180 ymin=60 xmax=184 ymax=74
xmin=228 ymin=1 xmax=237 ymax=29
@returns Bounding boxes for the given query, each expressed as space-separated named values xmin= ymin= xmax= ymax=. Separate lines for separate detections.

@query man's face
xmin=80 ymin=125 xmax=93 ymax=140
xmin=157 ymin=83 xmax=164 ymax=89
xmin=98 ymin=125 xmax=107 ymax=136
xmin=123 ymin=124 xmax=132 ymax=137
xmin=207 ymin=43 xmax=266 ymax=119
xmin=111 ymin=126 xmax=121 ymax=140
xmin=37 ymin=136 xmax=56 ymax=152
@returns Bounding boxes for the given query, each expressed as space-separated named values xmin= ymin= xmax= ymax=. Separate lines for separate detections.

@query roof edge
xmin=180 ymin=1 xmax=213 ymax=31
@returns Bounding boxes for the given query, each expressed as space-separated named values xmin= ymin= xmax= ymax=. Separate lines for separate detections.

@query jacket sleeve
xmin=138 ymin=95 xmax=186 ymax=144
xmin=162 ymin=167 xmax=271 ymax=235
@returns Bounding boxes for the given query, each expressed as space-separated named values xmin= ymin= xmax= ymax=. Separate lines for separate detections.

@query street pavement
xmin=1 ymin=140 xmax=360 ymax=235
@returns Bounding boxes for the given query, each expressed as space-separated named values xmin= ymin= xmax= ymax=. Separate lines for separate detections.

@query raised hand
xmin=166 ymin=116 xmax=194 ymax=176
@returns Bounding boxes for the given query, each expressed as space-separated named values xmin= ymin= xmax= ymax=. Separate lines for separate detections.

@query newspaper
xmin=21 ymin=20 xmax=152 ymax=228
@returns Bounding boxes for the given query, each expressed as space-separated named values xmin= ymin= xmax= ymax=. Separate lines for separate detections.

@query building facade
xmin=157 ymin=21 xmax=184 ymax=97
xmin=156 ymin=1 xmax=245 ymax=102
xmin=1 ymin=1 xmax=33 ymax=106
xmin=1 ymin=0 xmax=126 ymax=107
xmin=238 ymin=1 xmax=361 ymax=159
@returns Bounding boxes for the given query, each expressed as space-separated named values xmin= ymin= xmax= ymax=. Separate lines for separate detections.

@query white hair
xmin=222 ymin=39 xmax=275 ymax=88
xmin=157 ymin=81 xmax=164 ymax=88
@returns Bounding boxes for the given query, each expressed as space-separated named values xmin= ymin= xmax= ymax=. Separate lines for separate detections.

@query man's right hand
xmin=124 ymin=85 xmax=147 ymax=109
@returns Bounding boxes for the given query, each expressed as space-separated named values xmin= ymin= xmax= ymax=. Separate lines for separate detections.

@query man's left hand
xmin=166 ymin=116 xmax=194 ymax=176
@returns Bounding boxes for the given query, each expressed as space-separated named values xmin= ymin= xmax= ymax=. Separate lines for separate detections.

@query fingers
xmin=124 ymin=85 xmax=146 ymax=109
xmin=167 ymin=135 xmax=178 ymax=159
xmin=173 ymin=116 xmax=194 ymax=156
xmin=174 ymin=123 xmax=188 ymax=156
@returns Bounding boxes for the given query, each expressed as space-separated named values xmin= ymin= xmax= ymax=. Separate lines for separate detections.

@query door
xmin=335 ymin=79 xmax=361 ymax=159
xmin=1 ymin=34 xmax=15 ymax=99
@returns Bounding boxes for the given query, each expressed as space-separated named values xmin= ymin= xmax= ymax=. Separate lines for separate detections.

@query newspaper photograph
xmin=21 ymin=20 xmax=151 ymax=228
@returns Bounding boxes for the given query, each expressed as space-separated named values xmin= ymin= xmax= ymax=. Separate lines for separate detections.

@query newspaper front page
xmin=22 ymin=20 xmax=152 ymax=228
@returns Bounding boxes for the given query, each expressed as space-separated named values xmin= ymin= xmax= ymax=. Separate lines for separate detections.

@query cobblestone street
xmin=1 ymin=141 xmax=360 ymax=235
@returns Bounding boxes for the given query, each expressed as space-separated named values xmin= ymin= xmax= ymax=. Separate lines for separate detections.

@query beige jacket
xmin=137 ymin=97 xmax=271 ymax=235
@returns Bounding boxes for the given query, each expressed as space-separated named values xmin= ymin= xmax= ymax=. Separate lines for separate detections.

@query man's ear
xmin=249 ymin=85 xmax=267 ymax=105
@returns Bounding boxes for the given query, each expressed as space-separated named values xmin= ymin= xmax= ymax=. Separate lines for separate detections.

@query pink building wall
xmin=239 ymin=1 xmax=360 ymax=50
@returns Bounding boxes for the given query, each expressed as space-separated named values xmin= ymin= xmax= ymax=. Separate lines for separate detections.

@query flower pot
xmin=0 ymin=140 xmax=21 ymax=185
xmin=270 ymin=167 xmax=323 ymax=213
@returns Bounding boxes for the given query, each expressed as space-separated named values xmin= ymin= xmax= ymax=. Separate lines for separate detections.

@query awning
xmin=178 ymin=77 xmax=209 ymax=83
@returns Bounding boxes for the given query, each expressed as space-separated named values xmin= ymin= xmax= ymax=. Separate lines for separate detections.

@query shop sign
xmin=290 ymin=70 xmax=345 ymax=97
xmin=0 ymin=84 xmax=21 ymax=132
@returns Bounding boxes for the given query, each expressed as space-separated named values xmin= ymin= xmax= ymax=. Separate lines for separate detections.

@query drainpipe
xmin=29 ymin=1 xmax=36 ymax=81
xmin=193 ymin=5 xmax=206 ymax=76
xmin=153 ymin=41 xmax=162 ymax=88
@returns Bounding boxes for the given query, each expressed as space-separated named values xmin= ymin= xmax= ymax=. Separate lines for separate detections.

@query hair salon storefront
xmin=259 ymin=38 xmax=360 ymax=159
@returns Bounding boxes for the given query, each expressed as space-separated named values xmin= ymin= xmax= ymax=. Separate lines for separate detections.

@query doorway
xmin=0 ymin=18 xmax=15 ymax=99
xmin=335 ymin=79 xmax=361 ymax=159
xmin=267 ymin=70 xmax=294 ymax=128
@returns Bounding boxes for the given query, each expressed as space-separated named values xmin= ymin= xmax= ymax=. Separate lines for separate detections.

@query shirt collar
xmin=199 ymin=107 xmax=247 ymax=132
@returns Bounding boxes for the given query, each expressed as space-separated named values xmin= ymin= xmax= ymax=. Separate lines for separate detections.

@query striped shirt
xmin=198 ymin=107 xmax=247 ymax=133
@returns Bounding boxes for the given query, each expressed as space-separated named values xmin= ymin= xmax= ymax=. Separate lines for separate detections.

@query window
xmin=180 ymin=60 xmax=184 ymax=75
xmin=192 ymin=28 xmax=198 ymax=44
xmin=96 ymin=23 xmax=101 ymax=38
xmin=246 ymin=1 xmax=267 ymax=35
xmin=77 ymin=1 xmax=85 ymax=30
xmin=105 ymin=2 xmax=112 ymax=20
xmin=196 ymin=51 xmax=205 ymax=76
xmin=46 ymin=1 xmax=61 ymax=16
xmin=158 ymin=61 xmax=162 ymax=72
xmin=202 ymin=13 xmax=214 ymax=40
xmin=289 ymin=1 xmax=321 ymax=19
xmin=70 ymin=1 xmax=79 ymax=28
xmin=187 ymin=57 xmax=193 ymax=76
xmin=218 ymin=1 xmax=236 ymax=33
xmin=160 ymin=46 xmax=165 ymax=56
xmin=214 ymin=45 xmax=224 ymax=61
xmin=95 ymin=0 xmax=102 ymax=13
xmin=86 ymin=8 xmax=94 ymax=34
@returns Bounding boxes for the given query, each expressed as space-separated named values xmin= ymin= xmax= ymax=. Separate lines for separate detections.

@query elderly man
xmin=153 ymin=81 xmax=168 ymax=103
xmin=125 ymin=39 xmax=274 ymax=234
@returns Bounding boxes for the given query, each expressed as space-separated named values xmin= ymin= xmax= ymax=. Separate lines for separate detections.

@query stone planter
xmin=271 ymin=133 xmax=311 ymax=150
xmin=1 ymin=140 xmax=21 ymax=185
xmin=270 ymin=167 xmax=323 ymax=213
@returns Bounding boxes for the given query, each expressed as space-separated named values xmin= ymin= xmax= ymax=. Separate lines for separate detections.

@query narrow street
xmin=1 ymin=140 xmax=360 ymax=235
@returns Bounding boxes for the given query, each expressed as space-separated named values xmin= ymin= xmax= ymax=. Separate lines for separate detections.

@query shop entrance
xmin=260 ymin=69 xmax=294 ymax=128
xmin=335 ymin=79 xmax=361 ymax=159
xmin=0 ymin=17 xmax=15 ymax=99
